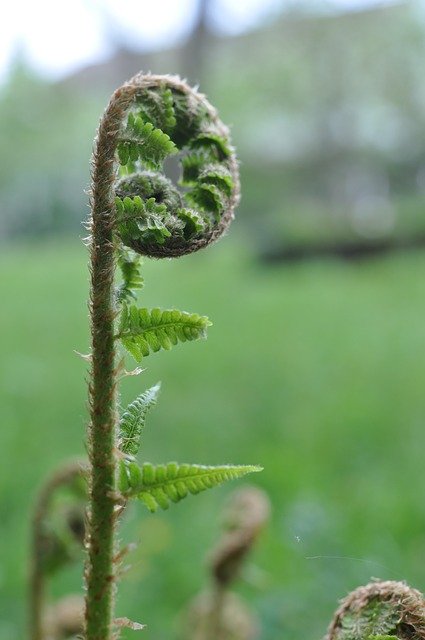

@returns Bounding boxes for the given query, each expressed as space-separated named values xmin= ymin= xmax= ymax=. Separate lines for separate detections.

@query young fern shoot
xmin=86 ymin=73 xmax=262 ymax=639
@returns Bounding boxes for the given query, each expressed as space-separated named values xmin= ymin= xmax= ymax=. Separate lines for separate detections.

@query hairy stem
xmin=29 ymin=460 xmax=85 ymax=640
xmin=85 ymin=85 xmax=135 ymax=640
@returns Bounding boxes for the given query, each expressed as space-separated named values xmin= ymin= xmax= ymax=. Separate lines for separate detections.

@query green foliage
xmin=118 ymin=112 xmax=177 ymax=170
xmin=118 ymin=383 xmax=161 ymax=457
xmin=199 ymin=164 xmax=234 ymax=197
xmin=189 ymin=132 xmax=231 ymax=160
xmin=177 ymin=208 xmax=207 ymax=238
xmin=115 ymin=195 xmax=175 ymax=246
xmin=181 ymin=152 xmax=209 ymax=185
xmin=336 ymin=600 xmax=401 ymax=640
xmin=187 ymin=182 xmax=225 ymax=219
xmin=116 ymin=247 xmax=144 ymax=303
xmin=168 ymin=90 xmax=208 ymax=148
xmin=136 ymin=86 xmax=177 ymax=134
xmin=119 ymin=462 xmax=262 ymax=512
xmin=117 ymin=305 xmax=211 ymax=361
xmin=368 ymin=636 xmax=399 ymax=639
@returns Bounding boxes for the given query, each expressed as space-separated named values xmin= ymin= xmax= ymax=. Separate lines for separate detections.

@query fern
xmin=337 ymin=600 xmax=400 ymax=640
xmin=177 ymin=207 xmax=207 ymax=238
xmin=118 ymin=383 xmax=161 ymax=457
xmin=199 ymin=164 xmax=234 ymax=196
xmin=169 ymin=90 xmax=209 ymax=148
xmin=115 ymin=195 xmax=179 ymax=246
xmin=118 ymin=112 xmax=177 ymax=170
xmin=187 ymin=182 xmax=225 ymax=219
xmin=136 ymin=86 xmax=177 ymax=134
xmin=82 ymin=74 xmax=247 ymax=640
xmin=189 ymin=131 xmax=231 ymax=160
xmin=117 ymin=305 xmax=211 ymax=361
xmin=119 ymin=462 xmax=263 ymax=512
xmin=181 ymin=152 xmax=210 ymax=184
xmin=116 ymin=247 xmax=144 ymax=303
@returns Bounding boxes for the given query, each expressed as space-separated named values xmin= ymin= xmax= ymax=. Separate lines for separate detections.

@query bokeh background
xmin=1 ymin=1 xmax=425 ymax=638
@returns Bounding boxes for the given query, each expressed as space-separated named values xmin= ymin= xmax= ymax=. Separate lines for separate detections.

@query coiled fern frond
xmin=326 ymin=580 xmax=425 ymax=640
xmin=108 ymin=74 xmax=239 ymax=258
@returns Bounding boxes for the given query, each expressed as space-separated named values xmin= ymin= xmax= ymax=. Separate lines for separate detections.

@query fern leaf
xmin=189 ymin=131 xmax=231 ymax=160
xmin=180 ymin=152 xmax=210 ymax=184
xmin=169 ymin=91 xmax=209 ymax=148
xmin=118 ymin=383 xmax=161 ymax=456
xmin=135 ymin=86 xmax=177 ymax=133
xmin=118 ymin=113 xmax=177 ymax=170
xmin=119 ymin=462 xmax=263 ymax=512
xmin=116 ymin=247 xmax=144 ymax=303
xmin=117 ymin=305 xmax=211 ymax=361
xmin=177 ymin=208 xmax=207 ymax=238
xmin=115 ymin=195 xmax=175 ymax=246
xmin=187 ymin=182 xmax=225 ymax=218
xmin=199 ymin=164 xmax=234 ymax=196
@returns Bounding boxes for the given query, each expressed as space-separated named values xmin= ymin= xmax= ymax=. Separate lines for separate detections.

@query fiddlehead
xmin=86 ymin=72 xmax=256 ymax=640
xmin=325 ymin=580 xmax=425 ymax=640
xmin=111 ymin=74 xmax=239 ymax=259
xmin=29 ymin=460 xmax=87 ymax=640
xmin=180 ymin=487 xmax=270 ymax=640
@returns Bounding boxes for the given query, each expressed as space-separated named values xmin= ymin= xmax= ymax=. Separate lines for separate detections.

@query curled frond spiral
xmin=94 ymin=73 xmax=239 ymax=259
xmin=325 ymin=580 xmax=425 ymax=640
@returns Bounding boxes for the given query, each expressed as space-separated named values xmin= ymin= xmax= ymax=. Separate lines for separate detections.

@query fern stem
xmin=85 ymin=85 xmax=135 ymax=640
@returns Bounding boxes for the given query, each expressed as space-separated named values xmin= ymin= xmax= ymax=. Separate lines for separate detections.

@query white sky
xmin=0 ymin=0 xmax=399 ymax=84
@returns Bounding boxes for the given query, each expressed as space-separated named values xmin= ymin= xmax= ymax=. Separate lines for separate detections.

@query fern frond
xmin=118 ymin=383 xmax=161 ymax=456
xmin=119 ymin=462 xmax=263 ymax=512
xmin=189 ymin=132 xmax=231 ymax=160
xmin=115 ymin=195 xmax=180 ymax=246
xmin=117 ymin=305 xmax=211 ymax=361
xmin=180 ymin=152 xmax=210 ymax=185
xmin=169 ymin=91 xmax=209 ymax=148
xmin=199 ymin=164 xmax=234 ymax=196
xmin=338 ymin=601 xmax=400 ymax=640
xmin=177 ymin=208 xmax=207 ymax=238
xmin=135 ymin=86 xmax=177 ymax=133
xmin=187 ymin=182 xmax=225 ymax=219
xmin=118 ymin=113 xmax=177 ymax=170
xmin=116 ymin=247 xmax=144 ymax=303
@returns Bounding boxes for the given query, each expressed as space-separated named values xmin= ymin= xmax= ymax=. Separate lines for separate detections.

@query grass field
xmin=1 ymin=237 xmax=425 ymax=640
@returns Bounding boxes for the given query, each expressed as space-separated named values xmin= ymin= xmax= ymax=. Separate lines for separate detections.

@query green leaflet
xmin=118 ymin=383 xmax=161 ymax=457
xmin=136 ymin=86 xmax=177 ymax=134
xmin=168 ymin=91 xmax=209 ymax=148
xmin=117 ymin=305 xmax=211 ymax=361
xmin=116 ymin=247 xmax=144 ymax=303
xmin=115 ymin=195 xmax=175 ymax=246
xmin=189 ymin=131 xmax=231 ymax=160
xmin=119 ymin=462 xmax=263 ymax=512
xmin=198 ymin=164 xmax=234 ymax=197
xmin=177 ymin=208 xmax=207 ymax=238
xmin=337 ymin=600 xmax=400 ymax=640
xmin=118 ymin=112 xmax=177 ymax=170
xmin=187 ymin=182 xmax=225 ymax=219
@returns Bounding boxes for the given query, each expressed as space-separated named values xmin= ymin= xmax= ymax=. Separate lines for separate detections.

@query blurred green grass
xmin=1 ymin=238 xmax=425 ymax=639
